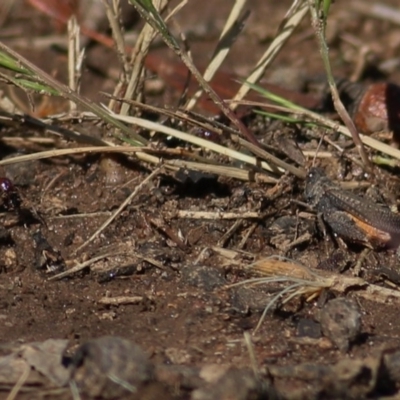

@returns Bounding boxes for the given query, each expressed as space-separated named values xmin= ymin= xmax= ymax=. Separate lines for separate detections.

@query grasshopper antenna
xmin=311 ymin=131 xmax=326 ymax=168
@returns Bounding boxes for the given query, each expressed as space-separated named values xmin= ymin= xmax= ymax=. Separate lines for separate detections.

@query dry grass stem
xmin=49 ymin=211 xmax=112 ymax=220
xmin=218 ymin=219 xmax=244 ymax=247
xmin=98 ymin=296 xmax=144 ymax=305
xmin=48 ymin=250 xmax=128 ymax=281
xmin=166 ymin=160 xmax=278 ymax=183
xmin=250 ymin=257 xmax=400 ymax=305
xmin=274 ymin=102 xmax=400 ymax=162
xmin=136 ymin=256 xmax=166 ymax=270
xmin=67 ymin=16 xmax=83 ymax=112
xmin=119 ymin=0 xmax=168 ymax=115
xmin=235 ymin=136 xmax=306 ymax=178
xmin=185 ymin=0 xmax=248 ymax=111
xmin=176 ymin=211 xmax=260 ymax=220
xmin=106 ymin=110 xmax=280 ymax=173
xmin=0 ymin=144 xmax=278 ymax=183
xmin=302 ymin=150 xmax=333 ymax=158
xmin=69 ymin=380 xmax=82 ymax=400
xmin=211 ymin=246 xmax=256 ymax=260
xmin=2 ymin=137 xmax=56 ymax=145
xmin=220 ymin=253 xmax=400 ymax=332
xmin=238 ymin=223 xmax=258 ymax=249
xmin=0 ymin=110 xmax=111 ymax=146
xmin=250 ymin=257 xmax=322 ymax=280
xmin=102 ymin=0 xmax=130 ymax=76
xmin=243 ymin=331 xmax=260 ymax=378
xmin=0 ymin=146 xmax=146 ymax=165
xmin=232 ymin=0 xmax=308 ymax=108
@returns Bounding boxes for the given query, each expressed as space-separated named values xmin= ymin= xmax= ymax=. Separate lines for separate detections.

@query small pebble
xmin=181 ymin=265 xmax=225 ymax=291
xmin=320 ymin=298 xmax=362 ymax=352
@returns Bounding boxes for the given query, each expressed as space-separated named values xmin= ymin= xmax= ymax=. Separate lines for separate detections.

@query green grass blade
xmin=0 ymin=51 xmax=31 ymax=74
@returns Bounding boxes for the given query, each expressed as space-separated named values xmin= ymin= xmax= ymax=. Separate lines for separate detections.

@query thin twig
xmin=98 ymin=296 xmax=144 ymax=305
xmin=74 ymin=167 xmax=163 ymax=253
xmin=218 ymin=219 xmax=243 ymax=247
xmin=48 ymin=250 xmax=127 ymax=281
xmin=176 ymin=211 xmax=260 ymax=219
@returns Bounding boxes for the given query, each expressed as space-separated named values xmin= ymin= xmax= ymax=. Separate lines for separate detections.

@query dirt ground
xmin=2 ymin=0 xmax=400 ymax=399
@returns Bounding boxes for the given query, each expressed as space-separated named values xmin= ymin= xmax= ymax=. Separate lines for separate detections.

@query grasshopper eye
xmin=307 ymin=168 xmax=323 ymax=182
xmin=0 ymin=178 xmax=21 ymax=210
xmin=0 ymin=178 xmax=13 ymax=192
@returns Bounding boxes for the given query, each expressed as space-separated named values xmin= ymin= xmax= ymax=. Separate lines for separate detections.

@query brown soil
xmin=2 ymin=0 xmax=400 ymax=399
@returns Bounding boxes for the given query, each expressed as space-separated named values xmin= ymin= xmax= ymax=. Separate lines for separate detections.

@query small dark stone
xmin=181 ymin=265 xmax=225 ymax=291
xmin=175 ymin=168 xmax=216 ymax=184
xmin=4 ymin=159 xmax=37 ymax=186
xmin=297 ymin=318 xmax=321 ymax=339
xmin=268 ymin=216 xmax=298 ymax=234
xmin=320 ymin=298 xmax=362 ymax=351
xmin=230 ymin=286 xmax=273 ymax=315
xmin=32 ymin=230 xmax=66 ymax=274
